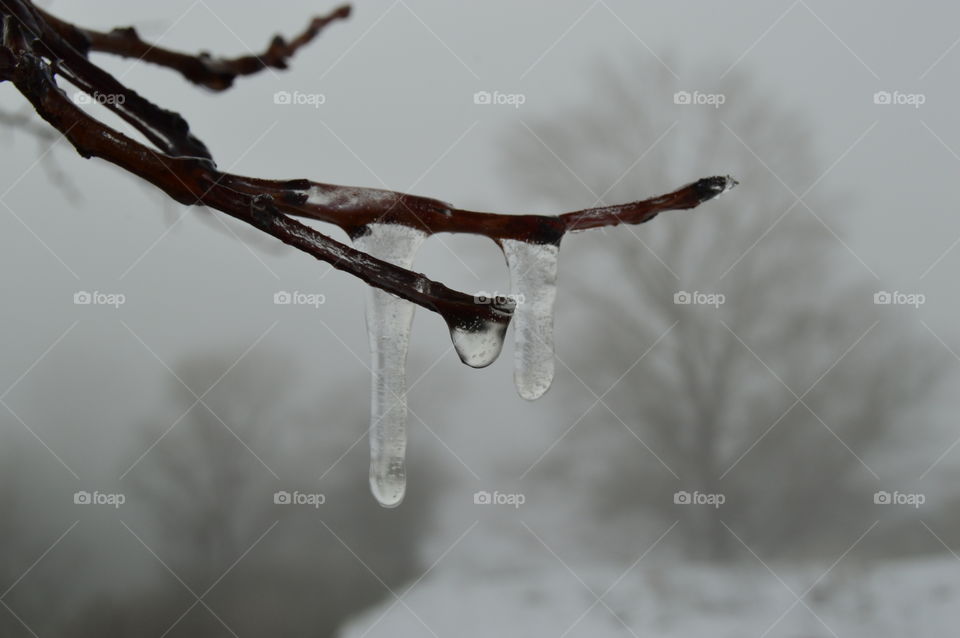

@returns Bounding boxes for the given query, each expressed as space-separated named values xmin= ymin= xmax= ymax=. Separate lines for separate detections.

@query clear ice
xmin=352 ymin=223 xmax=426 ymax=508
xmin=449 ymin=318 xmax=509 ymax=369
xmin=502 ymin=240 xmax=559 ymax=400
xmin=352 ymin=228 xmax=559 ymax=504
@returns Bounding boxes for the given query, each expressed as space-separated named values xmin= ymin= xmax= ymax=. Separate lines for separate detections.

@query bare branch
xmin=36 ymin=4 xmax=352 ymax=91
xmin=0 ymin=0 xmax=735 ymax=347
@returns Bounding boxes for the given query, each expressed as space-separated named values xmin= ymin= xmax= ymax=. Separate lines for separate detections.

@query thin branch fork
xmin=35 ymin=4 xmax=354 ymax=91
xmin=0 ymin=0 xmax=735 ymax=341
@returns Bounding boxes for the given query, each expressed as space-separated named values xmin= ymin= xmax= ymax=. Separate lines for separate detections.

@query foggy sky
xmin=1 ymin=0 xmax=958 ymax=565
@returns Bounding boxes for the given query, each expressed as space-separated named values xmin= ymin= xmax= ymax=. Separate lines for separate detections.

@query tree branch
xmin=36 ymin=5 xmax=353 ymax=91
xmin=0 ymin=0 xmax=736 ymax=348
xmin=223 ymin=174 xmax=737 ymax=244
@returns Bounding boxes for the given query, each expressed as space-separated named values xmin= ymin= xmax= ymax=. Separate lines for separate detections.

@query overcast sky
xmin=1 ymin=0 xmax=959 ymax=562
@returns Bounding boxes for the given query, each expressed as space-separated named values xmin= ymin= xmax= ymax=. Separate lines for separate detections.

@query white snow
xmin=339 ymin=550 xmax=960 ymax=637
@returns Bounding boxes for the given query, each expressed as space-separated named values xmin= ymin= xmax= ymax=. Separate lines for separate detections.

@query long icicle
xmin=353 ymin=223 xmax=427 ymax=507
xmin=502 ymin=240 xmax=559 ymax=400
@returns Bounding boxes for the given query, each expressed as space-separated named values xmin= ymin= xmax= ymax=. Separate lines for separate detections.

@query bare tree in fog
xmin=128 ymin=354 xmax=293 ymax=586
xmin=0 ymin=448 xmax=29 ymax=637
xmin=503 ymin=62 xmax=945 ymax=559
xmin=69 ymin=352 xmax=435 ymax=637
xmin=0 ymin=443 xmax=87 ymax=636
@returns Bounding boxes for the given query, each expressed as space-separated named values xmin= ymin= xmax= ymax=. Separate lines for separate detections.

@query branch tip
xmin=695 ymin=175 xmax=739 ymax=203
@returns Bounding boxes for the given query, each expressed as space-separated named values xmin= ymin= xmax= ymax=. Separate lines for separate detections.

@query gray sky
xmin=1 ymin=0 xmax=959 ymax=561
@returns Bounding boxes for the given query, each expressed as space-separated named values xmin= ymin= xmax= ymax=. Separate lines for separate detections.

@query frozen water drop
xmin=502 ymin=240 xmax=559 ymax=400
xmin=352 ymin=223 xmax=427 ymax=508
xmin=448 ymin=317 xmax=509 ymax=369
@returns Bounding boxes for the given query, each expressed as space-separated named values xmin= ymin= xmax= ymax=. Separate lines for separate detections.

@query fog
xmin=1 ymin=1 xmax=959 ymax=636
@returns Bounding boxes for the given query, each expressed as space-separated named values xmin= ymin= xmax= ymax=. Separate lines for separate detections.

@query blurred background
xmin=1 ymin=1 xmax=959 ymax=636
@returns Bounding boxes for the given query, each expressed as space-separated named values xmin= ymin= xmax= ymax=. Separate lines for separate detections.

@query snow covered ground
xmin=339 ymin=552 xmax=960 ymax=637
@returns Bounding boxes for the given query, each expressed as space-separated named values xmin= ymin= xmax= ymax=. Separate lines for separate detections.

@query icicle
xmin=501 ymin=240 xmax=559 ymax=400
xmin=352 ymin=223 xmax=427 ymax=508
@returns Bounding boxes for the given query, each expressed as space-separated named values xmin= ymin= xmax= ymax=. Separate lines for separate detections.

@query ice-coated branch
xmin=224 ymin=174 xmax=737 ymax=244
xmin=0 ymin=0 xmax=735 ymax=350
xmin=2 ymin=54 xmax=514 ymax=331
xmin=0 ymin=0 xmax=738 ymax=507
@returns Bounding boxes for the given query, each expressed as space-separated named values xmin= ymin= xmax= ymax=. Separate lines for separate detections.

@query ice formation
xmin=352 ymin=225 xmax=562 ymax=504
xmin=448 ymin=317 xmax=509 ymax=369
xmin=352 ymin=223 xmax=426 ymax=508
xmin=502 ymin=240 xmax=559 ymax=400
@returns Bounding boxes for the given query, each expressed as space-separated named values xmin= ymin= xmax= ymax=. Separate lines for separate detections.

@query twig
xmin=36 ymin=5 xmax=352 ymax=91
xmin=0 ymin=0 xmax=735 ymax=338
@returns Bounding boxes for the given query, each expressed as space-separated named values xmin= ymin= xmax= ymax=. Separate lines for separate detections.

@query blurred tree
xmin=503 ymin=61 xmax=945 ymax=559
xmin=0 ymin=448 xmax=28 ymax=637
xmin=69 ymin=352 xmax=435 ymax=637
